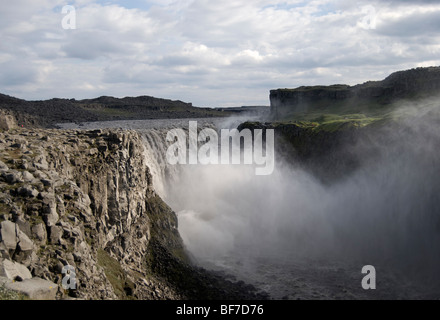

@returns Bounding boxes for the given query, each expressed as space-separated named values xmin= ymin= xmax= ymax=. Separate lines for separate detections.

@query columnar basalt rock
xmin=0 ymin=128 xmax=184 ymax=299
xmin=0 ymin=110 xmax=17 ymax=131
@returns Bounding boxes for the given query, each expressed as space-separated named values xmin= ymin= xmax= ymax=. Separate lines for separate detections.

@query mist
xmin=161 ymin=99 xmax=440 ymax=293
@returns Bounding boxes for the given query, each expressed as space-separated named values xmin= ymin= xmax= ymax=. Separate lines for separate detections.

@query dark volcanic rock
xmin=0 ymin=93 xmax=230 ymax=128
xmin=270 ymin=66 xmax=440 ymax=118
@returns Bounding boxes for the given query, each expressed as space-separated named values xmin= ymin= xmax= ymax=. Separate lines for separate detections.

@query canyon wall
xmin=270 ymin=66 xmax=440 ymax=118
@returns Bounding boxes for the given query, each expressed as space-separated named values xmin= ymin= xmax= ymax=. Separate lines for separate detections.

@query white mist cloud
xmin=167 ymin=101 xmax=440 ymax=289
xmin=0 ymin=0 xmax=440 ymax=106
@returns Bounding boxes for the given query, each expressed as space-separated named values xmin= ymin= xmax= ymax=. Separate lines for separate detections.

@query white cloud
xmin=0 ymin=0 xmax=439 ymax=107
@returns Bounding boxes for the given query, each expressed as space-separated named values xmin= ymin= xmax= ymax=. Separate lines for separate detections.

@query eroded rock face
xmin=4 ymin=277 xmax=58 ymax=300
xmin=0 ymin=110 xmax=17 ymax=131
xmin=0 ymin=259 xmax=32 ymax=281
xmin=0 ymin=128 xmax=185 ymax=299
xmin=0 ymin=221 xmax=17 ymax=252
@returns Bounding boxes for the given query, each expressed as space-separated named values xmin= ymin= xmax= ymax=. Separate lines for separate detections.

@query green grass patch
xmin=28 ymin=215 xmax=44 ymax=227
xmin=84 ymin=107 xmax=136 ymax=118
xmin=272 ymin=112 xmax=382 ymax=133
xmin=97 ymin=248 xmax=135 ymax=299
xmin=146 ymin=195 xmax=189 ymax=263
xmin=0 ymin=182 xmax=24 ymax=192
xmin=0 ymin=202 xmax=10 ymax=217
xmin=0 ymin=284 xmax=29 ymax=300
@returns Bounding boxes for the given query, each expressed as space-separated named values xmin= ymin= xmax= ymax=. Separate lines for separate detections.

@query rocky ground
xmin=0 ymin=121 xmax=268 ymax=300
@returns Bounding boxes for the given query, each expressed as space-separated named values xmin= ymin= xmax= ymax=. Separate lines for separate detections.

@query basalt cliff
xmin=270 ymin=66 xmax=440 ymax=118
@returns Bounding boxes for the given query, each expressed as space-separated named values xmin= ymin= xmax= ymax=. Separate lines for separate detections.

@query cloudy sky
xmin=1 ymin=0 xmax=439 ymax=107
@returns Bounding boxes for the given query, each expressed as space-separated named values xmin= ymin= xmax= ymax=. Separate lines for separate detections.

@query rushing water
xmin=57 ymin=108 xmax=440 ymax=299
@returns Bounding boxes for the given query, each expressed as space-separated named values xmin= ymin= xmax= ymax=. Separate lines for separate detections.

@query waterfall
xmin=139 ymin=117 xmax=243 ymax=199
xmin=60 ymin=113 xmax=440 ymax=299
xmin=138 ymin=111 xmax=440 ymax=299
xmin=140 ymin=128 xmax=175 ymax=199
xmin=139 ymin=122 xmax=206 ymax=200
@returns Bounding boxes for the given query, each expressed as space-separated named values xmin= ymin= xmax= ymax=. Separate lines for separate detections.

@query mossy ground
xmin=145 ymin=195 xmax=189 ymax=263
xmin=0 ymin=284 xmax=29 ymax=300
xmin=270 ymin=110 xmax=392 ymax=133
xmin=0 ymin=202 xmax=9 ymax=221
xmin=97 ymin=248 xmax=135 ymax=299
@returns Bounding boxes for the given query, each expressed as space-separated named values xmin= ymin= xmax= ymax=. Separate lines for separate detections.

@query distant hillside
xmin=270 ymin=66 xmax=440 ymax=119
xmin=0 ymin=94 xmax=231 ymax=128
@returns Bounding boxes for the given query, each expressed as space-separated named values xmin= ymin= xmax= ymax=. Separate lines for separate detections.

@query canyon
xmin=1 ymin=66 xmax=440 ymax=300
